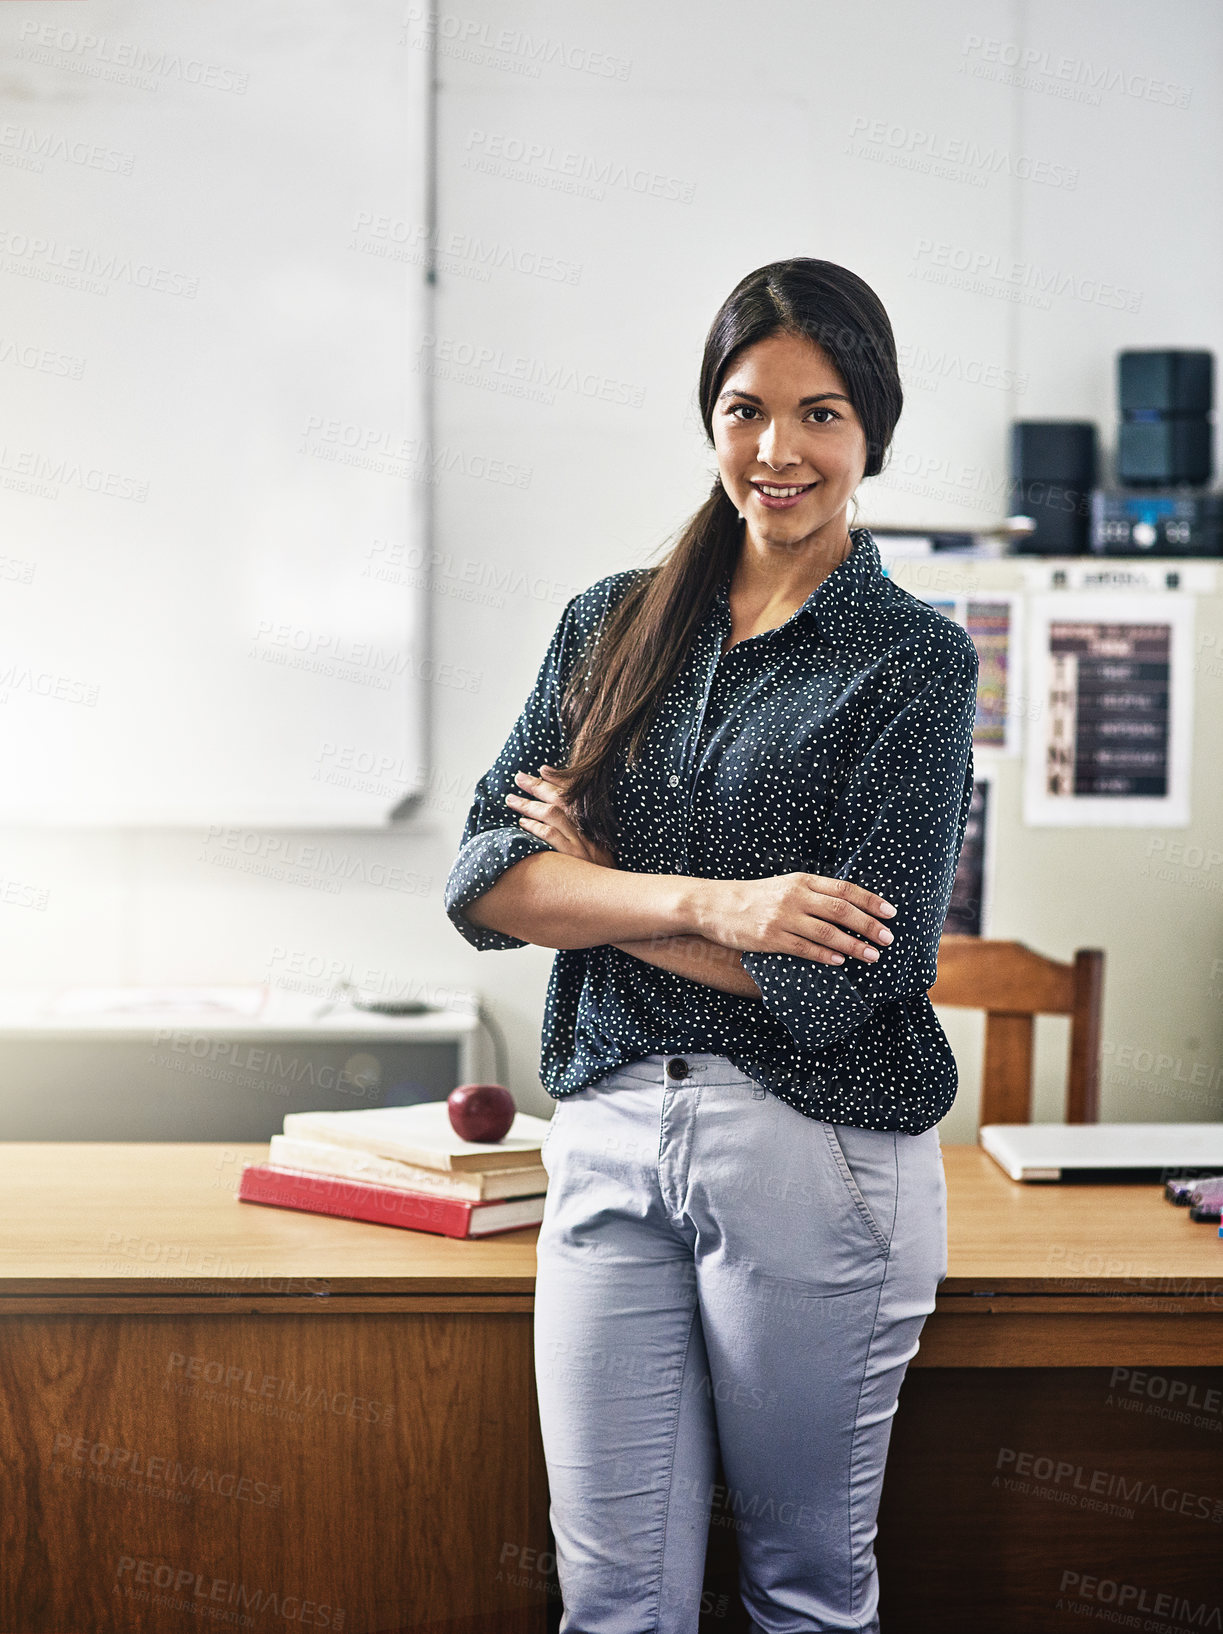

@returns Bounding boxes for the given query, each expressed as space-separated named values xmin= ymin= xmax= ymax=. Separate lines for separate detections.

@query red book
xmin=238 ymin=1163 xmax=546 ymax=1239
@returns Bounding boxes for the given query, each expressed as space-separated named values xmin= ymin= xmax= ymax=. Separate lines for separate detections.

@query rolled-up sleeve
xmin=443 ymin=595 xmax=580 ymax=951
xmin=740 ymin=639 xmax=978 ymax=1051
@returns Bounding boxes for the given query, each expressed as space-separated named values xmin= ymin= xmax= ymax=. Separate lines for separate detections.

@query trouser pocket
xmin=822 ymin=1124 xmax=897 ymax=1256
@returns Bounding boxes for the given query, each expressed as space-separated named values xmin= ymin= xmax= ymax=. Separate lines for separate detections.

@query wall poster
xmin=945 ymin=776 xmax=992 ymax=938
xmin=1023 ymin=592 xmax=1194 ymax=827
xmin=922 ymin=594 xmax=1022 ymax=756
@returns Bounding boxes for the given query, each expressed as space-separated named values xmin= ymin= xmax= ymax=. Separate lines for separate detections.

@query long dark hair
xmin=558 ymin=257 xmax=904 ymax=855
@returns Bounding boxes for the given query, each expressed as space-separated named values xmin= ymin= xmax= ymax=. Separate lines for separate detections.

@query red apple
xmin=447 ymin=1081 xmax=516 ymax=1143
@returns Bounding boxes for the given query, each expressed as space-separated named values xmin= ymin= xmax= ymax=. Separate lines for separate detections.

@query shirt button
xmin=668 ymin=774 xmax=680 ymax=787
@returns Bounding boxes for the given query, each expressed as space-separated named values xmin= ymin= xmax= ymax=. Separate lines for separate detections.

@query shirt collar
xmin=714 ymin=526 xmax=881 ymax=646
xmin=802 ymin=526 xmax=881 ymax=641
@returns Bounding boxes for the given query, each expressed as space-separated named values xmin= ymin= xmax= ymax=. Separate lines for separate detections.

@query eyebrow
xmin=716 ymin=389 xmax=851 ymax=406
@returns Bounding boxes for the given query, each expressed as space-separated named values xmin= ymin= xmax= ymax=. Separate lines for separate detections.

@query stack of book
xmin=237 ymin=1101 xmax=554 ymax=1239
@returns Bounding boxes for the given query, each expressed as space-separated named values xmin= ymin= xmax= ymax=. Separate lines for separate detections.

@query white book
xmin=281 ymin=1100 xmax=554 ymax=1172
xmin=268 ymin=1135 xmax=547 ymax=1201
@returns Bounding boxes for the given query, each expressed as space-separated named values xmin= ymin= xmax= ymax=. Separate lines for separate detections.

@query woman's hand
xmin=694 ymin=873 xmax=897 ymax=967
xmin=504 ymin=764 xmax=618 ymax=869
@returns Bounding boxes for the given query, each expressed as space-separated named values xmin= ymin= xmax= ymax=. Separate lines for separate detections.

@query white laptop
xmin=979 ymin=1122 xmax=1223 ymax=1182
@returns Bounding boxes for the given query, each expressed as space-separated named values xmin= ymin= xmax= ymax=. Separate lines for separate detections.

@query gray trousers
xmin=533 ymin=1051 xmax=947 ymax=1634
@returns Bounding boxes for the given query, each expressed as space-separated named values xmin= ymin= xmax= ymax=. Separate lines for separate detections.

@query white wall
xmin=427 ymin=0 xmax=1223 ymax=1129
xmin=4 ymin=0 xmax=1220 ymax=1129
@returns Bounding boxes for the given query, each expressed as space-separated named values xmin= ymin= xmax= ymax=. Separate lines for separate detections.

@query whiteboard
xmin=0 ymin=0 xmax=431 ymax=824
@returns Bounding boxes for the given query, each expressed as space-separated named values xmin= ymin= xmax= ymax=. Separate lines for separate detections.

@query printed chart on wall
xmin=1023 ymin=593 xmax=1194 ymax=826
xmin=945 ymin=777 xmax=992 ymax=937
xmin=921 ymin=595 xmax=1020 ymax=755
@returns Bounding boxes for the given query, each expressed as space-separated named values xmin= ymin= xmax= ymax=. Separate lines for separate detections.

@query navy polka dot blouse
xmin=444 ymin=527 xmax=979 ymax=1135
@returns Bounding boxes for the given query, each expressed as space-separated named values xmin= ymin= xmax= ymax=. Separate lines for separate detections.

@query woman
xmin=444 ymin=258 xmax=978 ymax=1634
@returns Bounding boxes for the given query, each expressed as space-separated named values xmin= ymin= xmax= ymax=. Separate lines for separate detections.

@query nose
xmin=756 ymin=419 xmax=802 ymax=472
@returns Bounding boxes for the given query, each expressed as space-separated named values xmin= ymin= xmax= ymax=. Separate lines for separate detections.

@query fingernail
xmin=864 ymin=948 xmax=879 ymax=961
xmin=880 ymin=902 xmax=897 ymax=916
xmin=878 ymin=928 xmax=893 ymax=944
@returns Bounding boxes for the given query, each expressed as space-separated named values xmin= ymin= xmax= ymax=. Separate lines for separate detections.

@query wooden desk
xmin=0 ymin=1141 xmax=544 ymax=1634
xmin=0 ymin=1144 xmax=1219 ymax=1633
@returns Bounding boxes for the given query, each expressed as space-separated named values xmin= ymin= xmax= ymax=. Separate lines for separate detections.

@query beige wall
xmin=428 ymin=0 xmax=1223 ymax=1125
xmin=885 ymin=555 xmax=1223 ymax=1140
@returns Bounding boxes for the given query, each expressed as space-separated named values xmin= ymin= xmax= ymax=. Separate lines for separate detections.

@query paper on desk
xmin=51 ymin=985 xmax=270 ymax=1017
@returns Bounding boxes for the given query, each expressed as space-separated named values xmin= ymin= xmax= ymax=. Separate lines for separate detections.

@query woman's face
xmin=711 ymin=329 xmax=869 ymax=555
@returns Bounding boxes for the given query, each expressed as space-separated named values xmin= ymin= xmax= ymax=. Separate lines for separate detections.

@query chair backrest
xmin=930 ymin=937 xmax=1104 ymax=1125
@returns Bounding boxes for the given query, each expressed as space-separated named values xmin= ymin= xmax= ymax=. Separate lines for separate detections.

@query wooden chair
xmin=930 ymin=937 xmax=1104 ymax=1125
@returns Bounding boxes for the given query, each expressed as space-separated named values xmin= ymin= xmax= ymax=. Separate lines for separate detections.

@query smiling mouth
xmin=751 ymin=481 xmax=816 ymax=498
